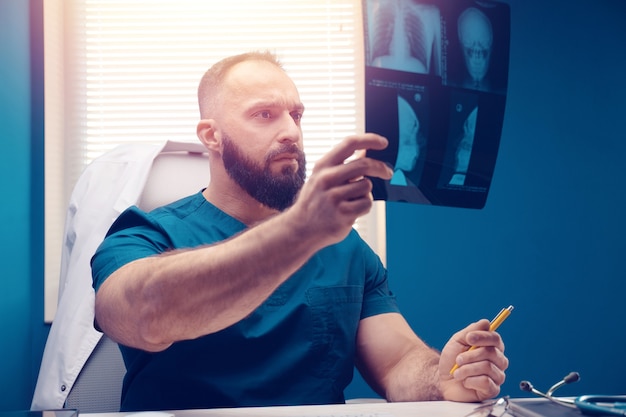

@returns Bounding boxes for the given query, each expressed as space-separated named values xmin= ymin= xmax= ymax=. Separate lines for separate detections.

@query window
xmin=44 ymin=0 xmax=386 ymax=322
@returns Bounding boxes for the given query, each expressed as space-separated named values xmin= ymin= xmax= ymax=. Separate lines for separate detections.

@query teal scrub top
xmin=91 ymin=192 xmax=399 ymax=411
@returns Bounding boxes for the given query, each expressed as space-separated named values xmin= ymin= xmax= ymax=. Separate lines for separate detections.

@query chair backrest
xmin=64 ymin=335 xmax=125 ymax=412
xmin=138 ymin=148 xmax=211 ymax=211
xmin=64 ymin=145 xmax=210 ymax=413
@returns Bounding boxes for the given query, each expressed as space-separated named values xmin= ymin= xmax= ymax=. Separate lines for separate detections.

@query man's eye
xmin=256 ymin=111 xmax=272 ymax=119
xmin=291 ymin=112 xmax=303 ymax=122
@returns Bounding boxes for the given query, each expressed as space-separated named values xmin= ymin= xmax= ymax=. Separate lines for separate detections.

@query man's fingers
xmin=461 ymin=373 xmax=502 ymax=400
xmin=310 ymin=156 xmax=391 ymax=194
xmin=315 ymin=133 xmax=390 ymax=170
xmin=339 ymin=157 xmax=393 ymax=184
xmin=290 ymin=133 xmax=391 ymax=242
xmin=335 ymin=177 xmax=373 ymax=202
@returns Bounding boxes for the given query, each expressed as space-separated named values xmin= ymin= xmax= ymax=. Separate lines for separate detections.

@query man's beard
xmin=222 ymin=134 xmax=306 ymax=211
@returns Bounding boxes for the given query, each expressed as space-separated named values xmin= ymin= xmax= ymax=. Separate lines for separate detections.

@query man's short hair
xmin=197 ymin=51 xmax=284 ymax=118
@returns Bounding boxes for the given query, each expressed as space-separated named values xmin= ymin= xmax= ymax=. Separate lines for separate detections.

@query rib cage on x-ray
xmin=370 ymin=1 xmax=440 ymax=74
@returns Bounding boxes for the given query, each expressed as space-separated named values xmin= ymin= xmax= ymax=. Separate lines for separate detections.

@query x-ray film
xmin=363 ymin=0 xmax=510 ymax=209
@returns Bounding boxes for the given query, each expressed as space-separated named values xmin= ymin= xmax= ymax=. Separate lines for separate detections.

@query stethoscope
xmin=520 ymin=372 xmax=626 ymax=416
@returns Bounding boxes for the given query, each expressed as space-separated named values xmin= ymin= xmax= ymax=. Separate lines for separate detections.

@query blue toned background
xmin=1 ymin=0 xmax=625 ymax=411
xmin=0 ymin=0 xmax=46 ymax=411
xmin=348 ymin=0 xmax=626 ymax=400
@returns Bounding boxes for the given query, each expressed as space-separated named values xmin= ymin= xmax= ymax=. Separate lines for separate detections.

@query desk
xmin=84 ymin=401 xmax=477 ymax=417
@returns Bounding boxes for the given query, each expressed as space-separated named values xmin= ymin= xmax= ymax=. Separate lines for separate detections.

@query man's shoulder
xmin=148 ymin=192 xmax=206 ymax=220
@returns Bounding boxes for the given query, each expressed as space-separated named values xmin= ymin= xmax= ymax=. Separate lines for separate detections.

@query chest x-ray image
xmin=363 ymin=0 xmax=510 ymax=209
xmin=366 ymin=0 xmax=441 ymax=75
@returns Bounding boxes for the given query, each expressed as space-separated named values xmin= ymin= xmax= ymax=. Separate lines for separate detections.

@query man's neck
xmin=202 ymin=182 xmax=279 ymax=226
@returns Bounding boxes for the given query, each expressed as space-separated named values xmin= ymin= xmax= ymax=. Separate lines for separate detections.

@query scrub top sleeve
xmin=91 ymin=206 xmax=171 ymax=291
xmin=360 ymin=270 xmax=401 ymax=319
xmin=359 ymin=242 xmax=400 ymax=319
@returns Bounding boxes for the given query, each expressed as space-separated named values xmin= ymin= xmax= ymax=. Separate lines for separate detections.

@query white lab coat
xmin=31 ymin=140 xmax=207 ymax=410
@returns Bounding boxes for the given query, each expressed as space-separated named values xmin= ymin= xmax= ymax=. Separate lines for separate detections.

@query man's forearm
xmin=385 ymin=347 xmax=443 ymax=402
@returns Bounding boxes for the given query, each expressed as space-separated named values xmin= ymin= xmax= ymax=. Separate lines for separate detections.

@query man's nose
xmin=278 ymin=113 xmax=302 ymax=144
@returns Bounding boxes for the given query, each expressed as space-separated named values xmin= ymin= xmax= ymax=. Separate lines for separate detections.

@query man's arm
xmin=355 ymin=313 xmax=508 ymax=402
xmin=94 ymin=134 xmax=393 ymax=352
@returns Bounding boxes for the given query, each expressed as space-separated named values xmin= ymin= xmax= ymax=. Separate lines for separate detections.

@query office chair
xmin=37 ymin=141 xmax=383 ymax=411
xmin=33 ymin=141 xmax=210 ymax=413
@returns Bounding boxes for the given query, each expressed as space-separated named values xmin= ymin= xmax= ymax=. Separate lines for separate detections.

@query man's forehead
xmin=222 ymin=60 xmax=302 ymax=105
xmin=225 ymin=60 xmax=290 ymax=87
xmin=246 ymin=97 xmax=305 ymax=111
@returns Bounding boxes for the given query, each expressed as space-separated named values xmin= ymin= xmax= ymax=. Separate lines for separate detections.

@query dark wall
xmin=349 ymin=0 xmax=626 ymax=399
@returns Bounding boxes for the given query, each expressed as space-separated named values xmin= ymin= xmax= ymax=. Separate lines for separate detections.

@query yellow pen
xmin=449 ymin=305 xmax=514 ymax=375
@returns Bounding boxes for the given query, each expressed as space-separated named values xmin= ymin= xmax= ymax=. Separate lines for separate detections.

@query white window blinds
xmin=44 ymin=0 xmax=386 ymax=322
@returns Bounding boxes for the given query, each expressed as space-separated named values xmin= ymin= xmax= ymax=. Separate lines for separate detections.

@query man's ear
xmin=197 ymin=119 xmax=221 ymax=153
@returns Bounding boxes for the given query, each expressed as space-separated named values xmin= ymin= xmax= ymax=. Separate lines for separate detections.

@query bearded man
xmin=92 ymin=51 xmax=508 ymax=412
